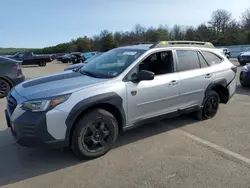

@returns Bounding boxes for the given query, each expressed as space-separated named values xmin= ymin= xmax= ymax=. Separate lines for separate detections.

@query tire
xmin=240 ymin=72 xmax=247 ymax=87
xmin=0 ymin=79 xmax=11 ymax=99
xmin=194 ymin=90 xmax=220 ymax=121
xmin=39 ymin=60 xmax=46 ymax=67
xmin=71 ymin=108 xmax=119 ymax=159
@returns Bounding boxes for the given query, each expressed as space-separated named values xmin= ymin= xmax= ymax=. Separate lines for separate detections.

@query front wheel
xmin=194 ymin=90 xmax=220 ymax=120
xmin=71 ymin=109 xmax=119 ymax=159
xmin=240 ymin=72 xmax=247 ymax=87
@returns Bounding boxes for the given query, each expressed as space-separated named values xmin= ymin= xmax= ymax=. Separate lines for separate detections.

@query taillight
xmin=12 ymin=65 xmax=21 ymax=70
xmin=231 ymin=66 xmax=237 ymax=73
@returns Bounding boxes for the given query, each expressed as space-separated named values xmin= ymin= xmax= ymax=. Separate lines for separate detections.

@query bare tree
xmin=209 ymin=9 xmax=232 ymax=36
xmin=170 ymin=25 xmax=185 ymax=40
xmin=241 ymin=8 xmax=250 ymax=29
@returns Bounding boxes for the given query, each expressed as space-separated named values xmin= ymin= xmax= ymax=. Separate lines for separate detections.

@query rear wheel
xmin=39 ymin=60 xmax=46 ymax=67
xmin=71 ymin=109 xmax=119 ymax=159
xmin=0 ymin=79 xmax=11 ymax=98
xmin=194 ymin=90 xmax=220 ymax=120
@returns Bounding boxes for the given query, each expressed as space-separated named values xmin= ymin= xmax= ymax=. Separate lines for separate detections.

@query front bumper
xmin=240 ymin=71 xmax=250 ymax=85
xmin=5 ymin=107 xmax=69 ymax=149
xmin=12 ymin=74 xmax=25 ymax=85
xmin=238 ymin=56 xmax=250 ymax=63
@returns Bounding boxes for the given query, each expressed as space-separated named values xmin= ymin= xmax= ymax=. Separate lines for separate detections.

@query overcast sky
xmin=0 ymin=0 xmax=249 ymax=48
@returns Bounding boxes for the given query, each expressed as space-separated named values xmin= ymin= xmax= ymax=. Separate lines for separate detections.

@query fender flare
xmin=65 ymin=92 xmax=126 ymax=140
xmin=203 ymin=78 xmax=228 ymax=105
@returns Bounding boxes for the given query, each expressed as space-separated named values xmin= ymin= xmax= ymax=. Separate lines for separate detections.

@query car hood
xmin=240 ymin=52 xmax=250 ymax=56
xmin=14 ymin=71 xmax=109 ymax=100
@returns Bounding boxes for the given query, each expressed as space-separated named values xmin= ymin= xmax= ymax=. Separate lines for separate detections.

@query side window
xmin=198 ymin=52 xmax=208 ymax=68
xmin=201 ymin=51 xmax=222 ymax=66
xmin=138 ymin=51 xmax=174 ymax=76
xmin=176 ymin=50 xmax=200 ymax=72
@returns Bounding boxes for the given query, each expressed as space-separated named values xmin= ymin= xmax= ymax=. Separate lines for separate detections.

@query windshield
xmin=80 ymin=48 xmax=145 ymax=78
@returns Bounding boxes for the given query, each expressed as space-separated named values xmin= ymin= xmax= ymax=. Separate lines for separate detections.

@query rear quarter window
xmin=201 ymin=51 xmax=222 ymax=66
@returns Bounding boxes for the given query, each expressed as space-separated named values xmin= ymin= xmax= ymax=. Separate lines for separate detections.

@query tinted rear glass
xmin=201 ymin=51 xmax=222 ymax=65
xmin=0 ymin=56 xmax=18 ymax=64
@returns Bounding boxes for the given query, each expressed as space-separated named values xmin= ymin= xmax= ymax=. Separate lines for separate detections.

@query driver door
xmin=125 ymin=51 xmax=181 ymax=125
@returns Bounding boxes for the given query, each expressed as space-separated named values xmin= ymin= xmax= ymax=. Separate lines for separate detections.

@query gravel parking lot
xmin=0 ymin=60 xmax=250 ymax=188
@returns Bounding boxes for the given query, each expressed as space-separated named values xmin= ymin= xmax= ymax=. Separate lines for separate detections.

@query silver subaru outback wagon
xmin=5 ymin=41 xmax=237 ymax=159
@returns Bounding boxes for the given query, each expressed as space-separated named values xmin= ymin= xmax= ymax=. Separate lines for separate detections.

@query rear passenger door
xmin=175 ymin=50 xmax=211 ymax=108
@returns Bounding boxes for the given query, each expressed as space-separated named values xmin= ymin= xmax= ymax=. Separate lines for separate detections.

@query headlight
xmin=21 ymin=94 xmax=70 ymax=112
xmin=247 ymin=65 xmax=250 ymax=71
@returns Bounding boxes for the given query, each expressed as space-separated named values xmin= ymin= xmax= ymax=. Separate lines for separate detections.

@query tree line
xmin=32 ymin=8 xmax=250 ymax=54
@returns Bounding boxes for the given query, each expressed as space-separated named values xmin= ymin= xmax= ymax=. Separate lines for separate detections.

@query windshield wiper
xmin=80 ymin=70 xmax=97 ymax=77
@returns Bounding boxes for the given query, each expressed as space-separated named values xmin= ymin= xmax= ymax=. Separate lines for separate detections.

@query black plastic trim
xmin=124 ymin=105 xmax=200 ymax=131
xmin=203 ymin=78 xmax=228 ymax=105
xmin=65 ymin=92 xmax=125 ymax=139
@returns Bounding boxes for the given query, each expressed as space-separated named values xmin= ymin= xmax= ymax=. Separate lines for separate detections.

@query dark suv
xmin=0 ymin=56 xmax=25 ymax=98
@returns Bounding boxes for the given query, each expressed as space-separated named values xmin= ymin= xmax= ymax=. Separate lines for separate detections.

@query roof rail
xmin=120 ymin=42 xmax=156 ymax=47
xmin=150 ymin=41 xmax=215 ymax=48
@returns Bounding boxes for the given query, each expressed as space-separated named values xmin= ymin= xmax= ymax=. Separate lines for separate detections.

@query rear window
xmin=0 ymin=56 xmax=17 ymax=64
xmin=201 ymin=51 xmax=222 ymax=65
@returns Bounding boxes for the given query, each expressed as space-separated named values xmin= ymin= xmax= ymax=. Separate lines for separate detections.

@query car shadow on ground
xmin=0 ymin=115 xmax=196 ymax=186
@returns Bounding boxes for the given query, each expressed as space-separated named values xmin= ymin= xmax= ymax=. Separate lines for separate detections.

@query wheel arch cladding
xmin=204 ymin=79 xmax=229 ymax=104
xmin=65 ymin=92 xmax=126 ymax=142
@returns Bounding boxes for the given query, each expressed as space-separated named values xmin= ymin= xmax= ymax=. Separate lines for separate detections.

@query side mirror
xmin=131 ymin=70 xmax=155 ymax=83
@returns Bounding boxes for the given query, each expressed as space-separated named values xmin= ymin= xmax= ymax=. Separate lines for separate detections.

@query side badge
xmin=131 ymin=90 xmax=137 ymax=96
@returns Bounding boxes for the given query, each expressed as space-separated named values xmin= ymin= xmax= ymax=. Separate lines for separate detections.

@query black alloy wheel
xmin=82 ymin=120 xmax=111 ymax=152
xmin=194 ymin=90 xmax=219 ymax=120
xmin=71 ymin=109 xmax=119 ymax=159
xmin=203 ymin=93 xmax=219 ymax=119
xmin=0 ymin=79 xmax=11 ymax=98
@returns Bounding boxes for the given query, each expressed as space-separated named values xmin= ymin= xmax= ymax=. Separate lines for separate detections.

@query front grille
xmin=241 ymin=56 xmax=250 ymax=60
xmin=23 ymin=125 xmax=35 ymax=137
xmin=7 ymin=94 xmax=17 ymax=115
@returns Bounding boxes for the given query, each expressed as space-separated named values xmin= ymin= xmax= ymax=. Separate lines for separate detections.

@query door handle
xmin=169 ymin=80 xmax=179 ymax=86
xmin=205 ymin=73 xmax=212 ymax=78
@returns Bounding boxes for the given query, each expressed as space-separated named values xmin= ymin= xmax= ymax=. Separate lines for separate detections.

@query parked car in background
xmin=64 ymin=53 xmax=103 ymax=71
xmin=9 ymin=52 xmax=52 ymax=67
xmin=0 ymin=56 xmax=25 ymax=98
xmin=61 ymin=52 xmax=100 ymax=64
xmin=82 ymin=51 xmax=99 ymax=59
xmin=61 ymin=52 xmax=85 ymax=64
xmin=51 ymin=53 xmax=66 ymax=60
xmin=5 ymin=41 xmax=237 ymax=159
xmin=220 ymin=48 xmax=230 ymax=59
xmin=237 ymin=48 xmax=250 ymax=66
xmin=239 ymin=64 xmax=250 ymax=87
